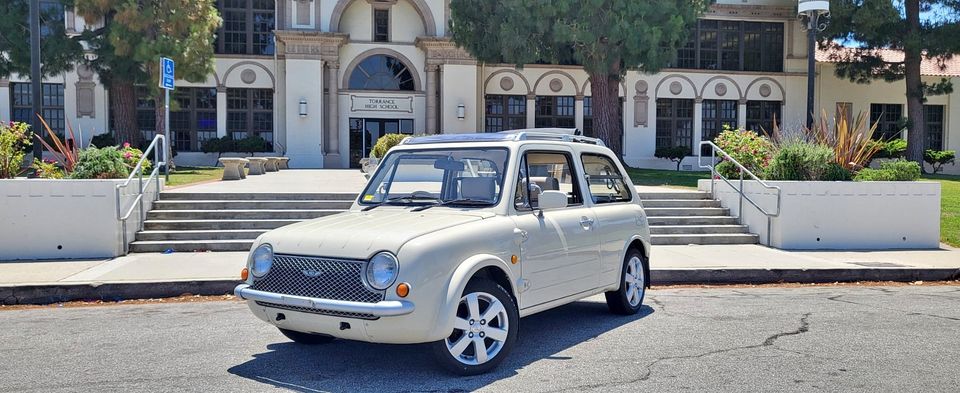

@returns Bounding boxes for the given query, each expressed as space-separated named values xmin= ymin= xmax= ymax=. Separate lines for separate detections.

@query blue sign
xmin=160 ymin=57 xmax=175 ymax=90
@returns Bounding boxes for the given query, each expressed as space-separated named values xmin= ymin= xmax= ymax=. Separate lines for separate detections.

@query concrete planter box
xmin=0 ymin=178 xmax=163 ymax=260
xmin=698 ymin=179 xmax=941 ymax=250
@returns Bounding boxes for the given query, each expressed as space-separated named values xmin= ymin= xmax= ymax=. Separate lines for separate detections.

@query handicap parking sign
xmin=160 ymin=57 xmax=175 ymax=90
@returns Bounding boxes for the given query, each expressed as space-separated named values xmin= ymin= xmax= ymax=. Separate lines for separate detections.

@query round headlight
xmin=366 ymin=252 xmax=399 ymax=290
xmin=251 ymin=244 xmax=274 ymax=278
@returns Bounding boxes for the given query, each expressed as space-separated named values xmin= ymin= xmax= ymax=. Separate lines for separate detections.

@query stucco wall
xmin=699 ymin=179 xmax=942 ymax=249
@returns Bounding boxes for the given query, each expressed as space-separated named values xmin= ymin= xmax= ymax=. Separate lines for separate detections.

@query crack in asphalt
xmin=542 ymin=313 xmax=813 ymax=392
xmin=827 ymin=294 xmax=960 ymax=322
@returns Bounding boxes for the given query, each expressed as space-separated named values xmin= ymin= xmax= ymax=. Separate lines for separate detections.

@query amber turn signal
xmin=511 ymin=255 xmax=519 ymax=264
xmin=240 ymin=267 xmax=249 ymax=281
xmin=396 ymin=282 xmax=411 ymax=298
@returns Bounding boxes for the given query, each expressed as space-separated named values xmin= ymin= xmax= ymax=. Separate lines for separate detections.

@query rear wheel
xmin=605 ymin=249 xmax=648 ymax=315
xmin=279 ymin=328 xmax=336 ymax=345
xmin=431 ymin=278 xmax=518 ymax=375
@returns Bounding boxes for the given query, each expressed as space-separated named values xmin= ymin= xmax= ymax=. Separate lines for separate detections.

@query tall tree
xmin=75 ymin=0 xmax=220 ymax=148
xmin=823 ymin=0 xmax=960 ymax=165
xmin=0 ymin=0 xmax=83 ymax=79
xmin=449 ymin=0 xmax=706 ymax=156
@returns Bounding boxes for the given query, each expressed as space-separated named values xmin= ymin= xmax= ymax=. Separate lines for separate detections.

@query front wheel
xmin=604 ymin=249 xmax=648 ymax=315
xmin=279 ymin=328 xmax=336 ymax=345
xmin=431 ymin=278 xmax=519 ymax=375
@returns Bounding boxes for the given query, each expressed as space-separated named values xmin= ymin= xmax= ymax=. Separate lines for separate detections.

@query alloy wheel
xmin=625 ymin=256 xmax=645 ymax=307
xmin=445 ymin=291 xmax=510 ymax=366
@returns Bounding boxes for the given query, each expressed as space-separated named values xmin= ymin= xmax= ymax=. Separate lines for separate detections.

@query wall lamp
xmin=299 ymin=98 xmax=308 ymax=117
xmin=456 ymin=104 xmax=465 ymax=120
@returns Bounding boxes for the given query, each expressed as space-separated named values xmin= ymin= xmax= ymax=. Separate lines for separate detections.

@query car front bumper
xmin=233 ymin=284 xmax=415 ymax=317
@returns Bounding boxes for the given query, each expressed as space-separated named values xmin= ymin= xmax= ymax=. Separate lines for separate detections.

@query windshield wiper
xmin=411 ymin=198 xmax=495 ymax=212
xmin=362 ymin=195 xmax=442 ymax=211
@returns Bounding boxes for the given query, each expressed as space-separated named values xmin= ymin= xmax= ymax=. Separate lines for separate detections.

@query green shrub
xmin=871 ymin=139 xmax=907 ymax=159
xmin=0 ymin=121 xmax=32 ymax=178
xmin=766 ymin=140 xmax=834 ymax=181
xmin=854 ymin=159 xmax=921 ymax=182
xmin=712 ymin=127 xmax=773 ymax=178
xmin=32 ymin=159 xmax=64 ymax=179
xmin=654 ymin=146 xmax=690 ymax=171
xmin=90 ymin=133 xmax=117 ymax=148
xmin=879 ymin=159 xmax=921 ymax=181
xmin=924 ymin=149 xmax=956 ymax=174
xmin=236 ymin=136 xmax=272 ymax=153
xmin=853 ymin=168 xmax=897 ymax=181
xmin=370 ymin=133 xmax=410 ymax=158
xmin=821 ymin=162 xmax=852 ymax=181
xmin=71 ymin=146 xmax=130 ymax=179
xmin=121 ymin=142 xmax=151 ymax=173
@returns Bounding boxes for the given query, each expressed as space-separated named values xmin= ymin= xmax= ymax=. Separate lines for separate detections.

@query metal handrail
xmin=697 ymin=141 xmax=781 ymax=246
xmin=116 ymin=134 xmax=167 ymax=254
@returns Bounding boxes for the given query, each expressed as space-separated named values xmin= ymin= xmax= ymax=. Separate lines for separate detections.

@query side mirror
xmin=538 ymin=190 xmax=568 ymax=210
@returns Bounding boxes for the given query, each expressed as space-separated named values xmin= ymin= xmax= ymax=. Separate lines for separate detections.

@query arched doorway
xmin=346 ymin=54 xmax=418 ymax=167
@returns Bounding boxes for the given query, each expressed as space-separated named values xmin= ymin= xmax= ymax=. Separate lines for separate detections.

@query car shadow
xmin=227 ymin=299 xmax=653 ymax=392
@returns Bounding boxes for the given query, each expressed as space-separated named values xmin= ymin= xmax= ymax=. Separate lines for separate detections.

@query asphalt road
xmin=2 ymin=285 xmax=958 ymax=393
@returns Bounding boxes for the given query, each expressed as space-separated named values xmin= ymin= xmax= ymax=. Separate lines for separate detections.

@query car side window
xmin=516 ymin=151 xmax=583 ymax=209
xmin=581 ymin=153 xmax=632 ymax=204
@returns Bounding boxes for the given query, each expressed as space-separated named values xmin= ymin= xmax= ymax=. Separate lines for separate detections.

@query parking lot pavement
xmin=2 ymin=285 xmax=958 ymax=392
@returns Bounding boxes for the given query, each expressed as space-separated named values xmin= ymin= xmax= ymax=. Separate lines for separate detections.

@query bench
xmin=246 ymin=157 xmax=268 ymax=175
xmin=264 ymin=157 xmax=281 ymax=172
xmin=218 ymin=158 xmax=249 ymax=181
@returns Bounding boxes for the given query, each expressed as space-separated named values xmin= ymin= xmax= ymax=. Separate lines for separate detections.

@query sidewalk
xmin=2 ymin=245 xmax=957 ymax=305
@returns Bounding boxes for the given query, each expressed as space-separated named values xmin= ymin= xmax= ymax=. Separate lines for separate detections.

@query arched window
xmin=348 ymin=55 xmax=416 ymax=91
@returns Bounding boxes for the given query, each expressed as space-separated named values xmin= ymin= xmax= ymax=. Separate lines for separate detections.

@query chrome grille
xmin=252 ymin=254 xmax=384 ymax=303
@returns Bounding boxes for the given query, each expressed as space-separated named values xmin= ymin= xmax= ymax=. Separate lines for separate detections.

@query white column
xmin=738 ymin=99 xmax=748 ymax=130
xmin=325 ymin=63 xmax=341 ymax=166
xmin=425 ymin=64 xmax=438 ymax=134
xmin=692 ymin=98 xmax=703 ymax=155
xmin=574 ymin=95 xmax=584 ymax=131
xmin=526 ymin=94 xmax=536 ymax=128
xmin=216 ymin=86 xmax=227 ymax=138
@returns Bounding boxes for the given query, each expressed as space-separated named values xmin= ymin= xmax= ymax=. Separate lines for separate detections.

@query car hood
xmin=261 ymin=208 xmax=495 ymax=259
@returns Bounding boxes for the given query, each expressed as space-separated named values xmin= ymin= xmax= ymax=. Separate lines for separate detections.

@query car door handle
xmin=580 ymin=216 xmax=594 ymax=228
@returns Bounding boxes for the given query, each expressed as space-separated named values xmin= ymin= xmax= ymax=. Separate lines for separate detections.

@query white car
xmin=235 ymin=129 xmax=651 ymax=375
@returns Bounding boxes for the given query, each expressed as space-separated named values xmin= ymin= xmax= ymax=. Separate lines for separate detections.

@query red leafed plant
xmin=35 ymin=116 xmax=80 ymax=173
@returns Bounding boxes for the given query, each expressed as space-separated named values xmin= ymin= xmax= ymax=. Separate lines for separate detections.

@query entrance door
xmin=349 ymin=118 xmax=415 ymax=168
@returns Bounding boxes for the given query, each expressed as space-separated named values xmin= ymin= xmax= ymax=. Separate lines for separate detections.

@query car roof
xmin=402 ymin=129 xmax=607 ymax=148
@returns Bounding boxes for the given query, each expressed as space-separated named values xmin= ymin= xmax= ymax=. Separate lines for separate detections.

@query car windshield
xmin=360 ymin=147 xmax=510 ymax=207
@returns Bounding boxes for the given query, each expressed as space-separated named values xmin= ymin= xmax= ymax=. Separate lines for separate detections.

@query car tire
xmin=278 ymin=328 xmax=336 ymax=345
xmin=431 ymin=278 xmax=519 ymax=376
xmin=604 ymin=248 xmax=648 ymax=315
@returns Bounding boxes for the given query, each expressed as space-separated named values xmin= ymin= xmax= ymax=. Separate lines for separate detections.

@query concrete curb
xmin=0 ymin=280 xmax=241 ymax=306
xmin=1 ymin=268 xmax=958 ymax=305
xmin=651 ymin=268 xmax=960 ymax=285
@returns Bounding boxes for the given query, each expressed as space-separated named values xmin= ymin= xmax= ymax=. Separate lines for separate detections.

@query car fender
xmin=618 ymin=235 xmax=652 ymax=289
xmin=429 ymin=253 xmax=516 ymax=340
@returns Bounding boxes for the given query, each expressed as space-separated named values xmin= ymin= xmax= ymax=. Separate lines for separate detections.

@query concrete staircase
xmin=638 ymin=191 xmax=759 ymax=245
xmin=129 ymin=192 xmax=357 ymax=253
xmin=130 ymin=189 xmax=757 ymax=253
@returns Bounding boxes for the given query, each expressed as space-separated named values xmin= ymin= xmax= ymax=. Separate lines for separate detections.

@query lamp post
xmin=29 ymin=0 xmax=42 ymax=161
xmin=799 ymin=0 xmax=830 ymax=129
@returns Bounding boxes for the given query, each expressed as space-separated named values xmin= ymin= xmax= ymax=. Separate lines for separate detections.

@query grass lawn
xmin=625 ymin=167 xmax=710 ymax=189
xmin=165 ymin=166 xmax=223 ymax=187
xmin=924 ymin=174 xmax=960 ymax=248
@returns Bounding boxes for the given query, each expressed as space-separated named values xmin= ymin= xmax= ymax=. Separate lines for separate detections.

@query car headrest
xmin=530 ymin=176 xmax=559 ymax=191
xmin=460 ymin=177 xmax=496 ymax=201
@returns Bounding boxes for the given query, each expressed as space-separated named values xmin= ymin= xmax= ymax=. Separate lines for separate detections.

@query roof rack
xmin=400 ymin=128 xmax=607 ymax=147
xmin=499 ymin=128 xmax=606 ymax=147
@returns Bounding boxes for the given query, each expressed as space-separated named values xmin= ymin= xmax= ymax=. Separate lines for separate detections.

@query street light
xmin=799 ymin=0 xmax=830 ymax=129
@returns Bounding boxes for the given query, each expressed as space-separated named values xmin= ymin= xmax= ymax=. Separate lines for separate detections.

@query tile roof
xmin=816 ymin=47 xmax=960 ymax=77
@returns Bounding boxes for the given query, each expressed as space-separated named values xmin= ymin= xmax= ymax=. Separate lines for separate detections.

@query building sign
xmin=350 ymin=95 xmax=414 ymax=113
